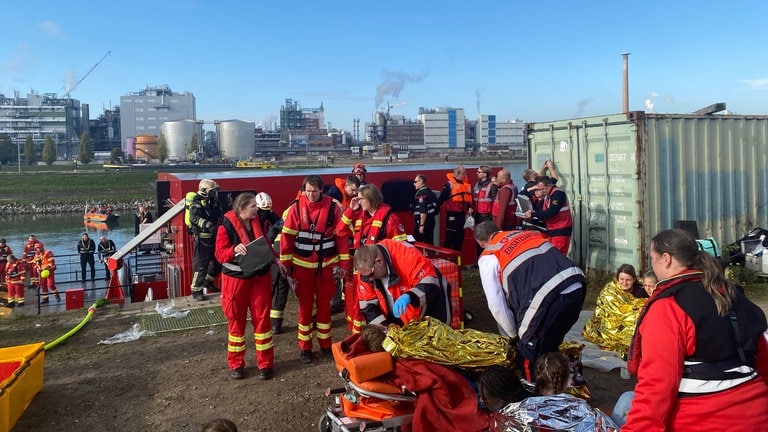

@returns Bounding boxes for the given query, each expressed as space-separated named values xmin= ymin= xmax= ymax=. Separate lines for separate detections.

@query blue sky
xmin=3 ymin=1 xmax=767 ymax=134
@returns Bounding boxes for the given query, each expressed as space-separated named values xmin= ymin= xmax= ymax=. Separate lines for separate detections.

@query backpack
xmin=184 ymin=191 xmax=197 ymax=230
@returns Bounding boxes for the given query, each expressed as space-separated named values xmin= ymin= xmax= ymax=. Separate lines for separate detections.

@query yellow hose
xmin=44 ymin=302 xmax=101 ymax=351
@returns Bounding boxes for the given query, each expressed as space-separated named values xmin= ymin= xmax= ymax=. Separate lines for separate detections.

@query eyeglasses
xmin=413 ymin=180 xmax=419 ymax=184
xmin=359 ymin=258 xmax=381 ymax=283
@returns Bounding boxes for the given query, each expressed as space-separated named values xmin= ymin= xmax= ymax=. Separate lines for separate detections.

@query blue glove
xmin=393 ymin=294 xmax=411 ymax=318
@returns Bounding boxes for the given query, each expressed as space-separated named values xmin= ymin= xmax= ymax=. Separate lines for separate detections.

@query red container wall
xmin=158 ymin=164 xmax=497 ymax=296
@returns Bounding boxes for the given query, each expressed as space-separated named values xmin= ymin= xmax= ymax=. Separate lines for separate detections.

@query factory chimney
xmin=622 ymin=52 xmax=630 ymax=114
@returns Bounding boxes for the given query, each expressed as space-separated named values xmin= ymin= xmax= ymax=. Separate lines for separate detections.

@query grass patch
xmin=0 ymin=167 xmax=157 ymax=203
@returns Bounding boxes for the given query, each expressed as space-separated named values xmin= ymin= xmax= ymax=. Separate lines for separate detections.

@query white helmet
xmin=255 ymin=192 xmax=272 ymax=210
xmin=198 ymin=179 xmax=220 ymax=197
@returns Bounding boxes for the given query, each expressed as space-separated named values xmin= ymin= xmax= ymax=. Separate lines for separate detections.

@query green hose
xmin=44 ymin=298 xmax=109 ymax=351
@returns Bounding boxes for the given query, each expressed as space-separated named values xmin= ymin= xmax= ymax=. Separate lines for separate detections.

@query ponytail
xmin=694 ymin=250 xmax=735 ymax=316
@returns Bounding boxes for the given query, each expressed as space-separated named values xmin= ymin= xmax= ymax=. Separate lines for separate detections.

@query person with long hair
xmin=215 ymin=192 xmax=276 ymax=380
xmin=582 ymin=263 xmax=648 ymax=355
xmin=623 ymin=229 xmax=768 ymax=431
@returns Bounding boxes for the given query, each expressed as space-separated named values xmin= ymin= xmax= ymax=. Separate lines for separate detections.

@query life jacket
xmin=542 ymin=186 xmax=572 ymax=236
xmin=220 ymin=211 xmax=271 ymax=278
xmin=473 ymin=180 xmax=494 ymax=214
xmin=353 ymin=204 xmax=403 ymax=248
xmin=0 ymin=245 xmax=11 ymax=262
xmin=492 ymin=183 xmax=519 ymax=228
xmin=23 ymin=240 xmax=42 ymax=262
xmin=444 ymin=173 xmax=471 ymax=213
xmin=292 ymin=195 xmax=339 ymax=266
xmin=36 ymin=250 xmax=57 ymax=272
xmin=628 ymin=271 xmax=766 ymax=396
xmin=5 ymin=261 xmax=25 ymax=284
xmin=334 ymin=177 xmax=351 ymax=208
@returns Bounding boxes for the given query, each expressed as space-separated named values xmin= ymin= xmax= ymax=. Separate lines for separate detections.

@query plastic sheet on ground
xmin=566 ymin=311 xmax=625 ymax=373
xmin=155 ymin=300 xmax=191 ymax=318
xmin=98 ymin=323 xmax=156 ymax=345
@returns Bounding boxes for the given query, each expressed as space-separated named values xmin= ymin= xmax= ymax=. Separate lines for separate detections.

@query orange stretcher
xmin=319 ymin=342 xmax=416 ymax=432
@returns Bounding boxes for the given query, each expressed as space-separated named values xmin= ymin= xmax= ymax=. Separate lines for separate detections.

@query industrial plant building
xmin=0 ymin=91 xmax=83 ymax=159
xmin=119 ymin=85 xmax=196 ymax=149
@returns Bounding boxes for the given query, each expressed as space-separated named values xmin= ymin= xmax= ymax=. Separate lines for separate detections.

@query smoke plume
xmin=475 ymin=88 xmax=483 ymax=115
xmin=574 ymin=98 xmax=594 ymax=117
xmin=644 ymin=92 xmax=658 ymax=112
xmin=374 ymin=70 xmax=427 ymax=109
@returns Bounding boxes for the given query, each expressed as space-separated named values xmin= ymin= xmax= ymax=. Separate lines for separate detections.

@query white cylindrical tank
xmin=216 ymin=120 xmax=255 ymax=160
xmin=162 ymin=120 xmax=203 ymax=160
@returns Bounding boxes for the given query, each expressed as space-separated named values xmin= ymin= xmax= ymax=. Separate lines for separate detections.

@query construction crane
xmin=385 ymin=101 xmax=407 ymax=118
xmin=60 ymin=50 xmax=111 ymax=99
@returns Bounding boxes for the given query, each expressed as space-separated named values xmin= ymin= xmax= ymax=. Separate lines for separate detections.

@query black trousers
xmin=191 ymin=237 xmax=221 ymax=291
xmin=443 ymin=211 xmax=465 ymax=252
xmin=413 ymin=216 xmax=436 ymax=245
xmin=519 ymin=289 xmax=584 ymax=382
xmin=80 ymin=254 xmax=95 ymax=282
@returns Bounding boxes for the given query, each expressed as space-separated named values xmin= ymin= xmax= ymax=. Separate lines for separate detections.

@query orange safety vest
xmin=480 ymin=230 xmax=549 ymax=274
xmin=473 ymin=181 xmax=494 ymax=214
xmin=444 ymin=173 xmax=471 ymax=213
xmin=35 ymin=250 xmax=57 ymax=272
xmin=334 ymin=177 xmax=351 ymax=209
xmin=5 ymin=260 xmax=25 ymax=285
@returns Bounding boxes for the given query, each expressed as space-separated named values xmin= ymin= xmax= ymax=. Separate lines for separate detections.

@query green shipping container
xmin=527 ymin=111 xmax=768 ymax=272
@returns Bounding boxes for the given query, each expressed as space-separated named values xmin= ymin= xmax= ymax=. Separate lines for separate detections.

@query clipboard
xmin=236 ymin=236 xmax=274 ymax=277
xmin=515 ymin=195 xmax=532 ymax=217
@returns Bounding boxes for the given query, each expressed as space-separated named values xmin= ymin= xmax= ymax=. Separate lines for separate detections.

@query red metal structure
xmin=154 ymin=163 xmax=497 ymax=298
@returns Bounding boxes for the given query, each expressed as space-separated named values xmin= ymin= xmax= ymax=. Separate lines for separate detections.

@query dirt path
xmin=1 ymin=282 xmax=644 ymax=432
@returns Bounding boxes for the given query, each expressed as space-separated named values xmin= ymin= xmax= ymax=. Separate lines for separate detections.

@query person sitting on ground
xmin=642 ymin=270 xmax=658 ymax=296
xmin=201 ymin=418 xmax=238 ymax=432
xmin=490 ymin=352 xmax=619 ymax=431
xmin=478 ymin=365 xmax=532 ymax=412
xmin=582 ymin=263 xmax=648 ymax=355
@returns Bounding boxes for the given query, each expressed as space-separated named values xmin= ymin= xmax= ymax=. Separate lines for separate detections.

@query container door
xmin=527 ymin=114 xmax=644 ymax=272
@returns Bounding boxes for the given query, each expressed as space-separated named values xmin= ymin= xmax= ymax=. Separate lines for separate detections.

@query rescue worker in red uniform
xmin=215 ymin=192 xmax=276 ymax=380
xmin=337 ymin=183 xmax=407 ymax=333
xmin=280 ymin=175 xmax=350 ymax=364
xmin=34 ymin=244 xmax=60 ymax=303
xmin=0 ymin=238 xmax=12 ymax=286
xmin=22 ymin=234 xmax=43 ymax=287
xmin=474 ymin=221 xmax=585 ymax=381
xmin=436 ymin=165 xmax=472 ymax=252
xmin=5 ymin=255 xmax=26 ymax=308
xmin=623 ymin=229 xmax=768 ymax=431
xmin=352 ymin=163 xmax=369 ymax=185
xmin=253 ymin=192 xmax=289 ymax=335
xmin=524 ymin=176 xmax=572 ymax=255
xmin=353 ymin=239 xmax=452 ymax=327
xmin=327 ymin=175 xmax=361 ymax=315
xmin=492 ymin=169 xmax=520 ymax=230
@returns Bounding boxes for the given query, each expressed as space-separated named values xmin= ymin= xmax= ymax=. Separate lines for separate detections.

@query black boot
xmin=271 ymin=318 xmax=283 ymax=335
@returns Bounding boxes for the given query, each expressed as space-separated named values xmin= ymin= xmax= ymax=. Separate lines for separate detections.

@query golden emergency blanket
xmin=582 ymin=280 xmax=647 ymax=355
xmin=382 ymin=316 xmax=514 ymax=368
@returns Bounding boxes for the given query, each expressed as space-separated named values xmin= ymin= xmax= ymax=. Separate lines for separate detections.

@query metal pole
xmin=17 ymin=139 xmax=20 ymax=173
xmin=622 ymin=52 xmax=631 ymax=114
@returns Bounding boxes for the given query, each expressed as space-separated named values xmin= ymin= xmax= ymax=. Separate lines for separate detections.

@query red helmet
xmin=352 ymin=163 xmax=367 ymax=174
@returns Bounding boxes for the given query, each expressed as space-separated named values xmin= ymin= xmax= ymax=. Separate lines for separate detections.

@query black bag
xmin=235 ymin=236 xmax=274 ymax=278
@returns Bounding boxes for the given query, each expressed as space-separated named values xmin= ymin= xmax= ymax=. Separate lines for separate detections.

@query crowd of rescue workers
xmin=2 ymin=160 xmax=767 ymax=431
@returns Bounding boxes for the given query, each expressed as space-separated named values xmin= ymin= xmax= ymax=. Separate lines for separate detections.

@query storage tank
xmin=162 ymin=120 xmax=203 ymax=161
xmin=216 ymin=120 xmax=255 ymax=160
xmin=134 ymin=135 xmax=158 ymax=160
xmin=125 ymin=137 xmax=136 ymax=158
